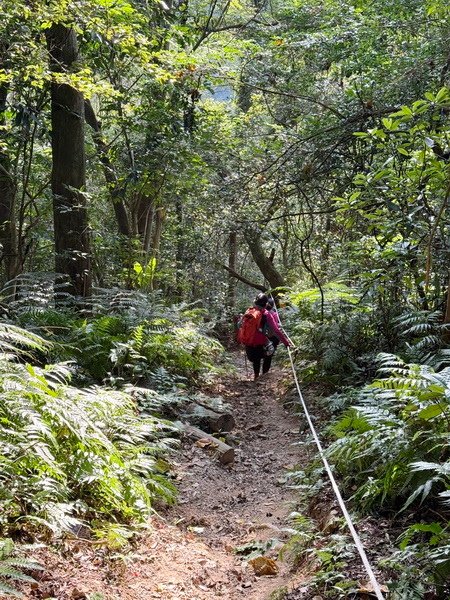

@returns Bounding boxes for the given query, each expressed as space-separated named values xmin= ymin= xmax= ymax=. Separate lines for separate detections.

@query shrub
xmin=317 ymin=353 xmax=450 ymax=593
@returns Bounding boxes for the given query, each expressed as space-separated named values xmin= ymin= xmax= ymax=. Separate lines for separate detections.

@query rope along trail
xmin=272 ymin=299 xmax=386 ymax=600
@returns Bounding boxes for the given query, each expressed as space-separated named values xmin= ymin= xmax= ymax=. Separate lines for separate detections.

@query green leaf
xmin=397 ymin=147 xmax=409 ymax=156
xmin=418 ymin=404 xmax=447 ymax=420
xmin=435 ymin=87 xmax=449 ymax=103
xmin=390 ymin=106 xmax=413 ymax=118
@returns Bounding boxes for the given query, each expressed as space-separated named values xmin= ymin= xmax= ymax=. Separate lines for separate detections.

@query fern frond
xmin=0 ymin=323 xmax=51 ymax=357
xmin=410 ymin=461 xmax=450 ymax=475
xmin=0 ymin=580 xmax=23 ymax=597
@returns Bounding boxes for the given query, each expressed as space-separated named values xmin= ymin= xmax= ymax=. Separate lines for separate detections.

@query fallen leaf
xmin=248 ymin=556 xmax=279 ymax=576
xmin=195 ymin=438 xmax=213 ymax=448
xmin=358 ymin=581 xmax=389 ymax=595
xmin=320 ymin=509 xmax=341 ymax=534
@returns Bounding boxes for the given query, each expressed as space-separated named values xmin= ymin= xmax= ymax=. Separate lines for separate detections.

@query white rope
xmin=271 ymin=298 xmax=385 ymax=600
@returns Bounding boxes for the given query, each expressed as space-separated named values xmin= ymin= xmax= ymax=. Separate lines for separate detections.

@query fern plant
xmin=0 ymin=538 xmax=42 ymax=598
xmin=385 ymin=522 xmax=450 ymax=597
xmin=286 ymin=284 xmax=386 ymax=387
xmin=319 ymin=353 xmax=450 ymax=594
xmin=0 ymin=334 xmax=177 ymax=537
xmin=13 ymin=289 xmax=224 ymax=384
xmin=281 ymin=511 xmax=358 ymax=599
xmin=327 ymin=354 xmax=450 ymax=509
xmin=395 ymin=309 xmax=450 ymax=369
xmin=0 ymin=322 xmax=51 ymax=359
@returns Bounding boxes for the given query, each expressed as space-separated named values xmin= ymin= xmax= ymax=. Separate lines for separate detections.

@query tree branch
xmin=235 ymin=80 xmax=347 ymax=119
xmin=219 ymin=263 xmax=266 ymax=291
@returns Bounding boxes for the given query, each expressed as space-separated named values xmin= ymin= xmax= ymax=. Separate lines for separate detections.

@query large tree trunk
xmin=47 ymin=24 xmax=91 ymax=298
xmin=0 ymin=44 xmax=19 ymax=283
xmin=134 ymin=193 xmax=154 ymax=253
xmin=84 ymin=99 xmax=130 ymax=237
xmin=244 ymin=230 xmax=286 ymax=290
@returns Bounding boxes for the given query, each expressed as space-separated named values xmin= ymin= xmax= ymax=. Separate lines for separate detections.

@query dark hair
xmin=254 ymin=293 xmax=268 ymax=307
xmin=266 ymin=298 xmax=275 ymax=309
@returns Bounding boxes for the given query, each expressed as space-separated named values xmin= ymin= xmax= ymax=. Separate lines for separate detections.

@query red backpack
xmin=237 ymin=307 xmax=263 ymax=346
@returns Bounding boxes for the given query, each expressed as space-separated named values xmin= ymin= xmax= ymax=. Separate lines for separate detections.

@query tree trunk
xmin=84 ymin=99 xmax=130 ymax=237
xmin=136 ymin=194 xmax=154 ymax=254
xmin=0 ymin=44 xmax=19 ymax=283
xmin=151 ymin=206 xmax=166 ymax=258
xmin=175 ymin=196 xmax=184 ymax=299
xmin=183 ymin=404 xmax=235 ymax=433
xmin=444 ymin=271 xmax=450 ymax=324
xmin=220 ymin=263 xmax=266 ymax=292
xmin=227 ymin=231 xmax=237 ymax=309
xmin=244 ymin=230 xmax=286 ymax=290
xmin=142 ymin=204 xmax=155 ymax=255
xmin=237 ymin=77 xmax=251 ymax=113
xmin=47 ymin=24 xmax=91 ymax=298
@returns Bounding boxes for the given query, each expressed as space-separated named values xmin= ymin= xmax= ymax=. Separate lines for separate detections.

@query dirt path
xmin=26 ymin=354 xmax=308 ymax=600
xmin=124 ymin=354 xmax=305 ymax=600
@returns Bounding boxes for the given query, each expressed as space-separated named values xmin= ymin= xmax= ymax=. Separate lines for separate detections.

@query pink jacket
xmin=252 ymin=308 xmax=290 ymax=347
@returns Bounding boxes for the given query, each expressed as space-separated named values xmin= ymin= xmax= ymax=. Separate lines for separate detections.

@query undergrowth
xmin=0 ymin=353 xmax=177 ymax=539
xmin=285 ymin=282 xmax=390 ymax=387
xmin=0 ymin=279 xmax=226 ymax=595
xmin=286 ymin=352 xmax=450 ymax=598
xmin=284 ymin=288 xmax=450 ymax=598
xmin=10 ymin=285 xmax=224 ymax=385
xmin=0 ymin=539 xmax=42 ymax=598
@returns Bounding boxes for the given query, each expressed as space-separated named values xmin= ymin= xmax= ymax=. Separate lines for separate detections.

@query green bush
xmin=327 ymin=354 xmax=450 ymax=509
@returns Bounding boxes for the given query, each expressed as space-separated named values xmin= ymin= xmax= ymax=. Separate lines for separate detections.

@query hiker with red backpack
xmin=237 ymin=293 xmax=290 ymax=380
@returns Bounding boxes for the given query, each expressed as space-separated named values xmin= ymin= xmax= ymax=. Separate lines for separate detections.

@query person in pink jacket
xmin=245 ymin=293 xmax=290 ymax=380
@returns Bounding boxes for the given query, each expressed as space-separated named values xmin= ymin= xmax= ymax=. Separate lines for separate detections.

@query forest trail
xmin=26 ymin=353 xmax=309 ymax=600
xmin=144 ymin=353 xmax=305 ymax=600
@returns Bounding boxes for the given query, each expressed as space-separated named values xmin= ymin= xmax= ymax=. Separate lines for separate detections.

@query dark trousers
xmin=246 ymin=345 xmax=270 ymax=377
xmin=246 ymin=337 xmax=281 ymax=377
xmin=245 ymin=346 xmax=272 ymax=378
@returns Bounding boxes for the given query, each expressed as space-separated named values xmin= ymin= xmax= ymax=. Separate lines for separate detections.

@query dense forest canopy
xmin=1 ymin=0 xmax=450 ymax=597
xmin=0 ymin=0 xmax=448 ymax=311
